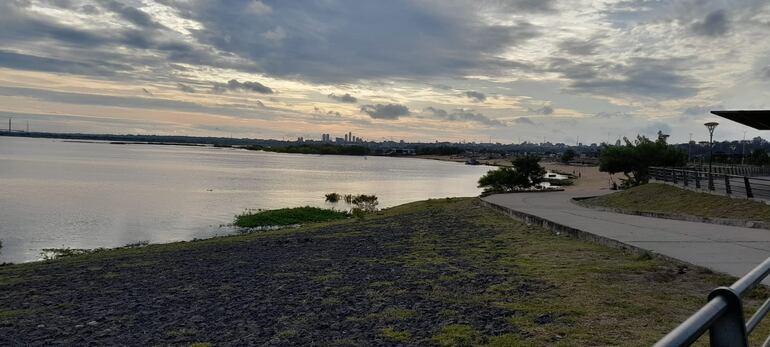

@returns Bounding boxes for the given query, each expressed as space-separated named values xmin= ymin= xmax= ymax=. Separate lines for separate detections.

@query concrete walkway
xmin=482 ymin=190 xmax=770 ymax=281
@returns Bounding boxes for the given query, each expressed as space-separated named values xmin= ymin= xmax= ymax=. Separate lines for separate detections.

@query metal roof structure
xmin=711 ymin=110 xmax=770 ymax=130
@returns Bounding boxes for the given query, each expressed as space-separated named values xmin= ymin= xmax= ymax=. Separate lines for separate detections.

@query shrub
xmin=478 ymin=155 xmax=546 ymax=193
xmin=325 ymin=192 xmax=341 ymax=203
xmin=351 ymin=194 xmax=379 ymax=213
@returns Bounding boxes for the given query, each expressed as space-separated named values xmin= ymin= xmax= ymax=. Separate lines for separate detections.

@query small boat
xmin=465 ymin=158 xmax=480 ymax=165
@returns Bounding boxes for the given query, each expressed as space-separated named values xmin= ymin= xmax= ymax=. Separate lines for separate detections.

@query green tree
xmin=599 ymin=135 xmax=686 ymax=187
xmin=478 ymin=155 xmax=546 ymax=192
xmin=560 ymin=149 xmax=576 ymax=163
xmin=749 ymin=148 xmax=770 ymax=166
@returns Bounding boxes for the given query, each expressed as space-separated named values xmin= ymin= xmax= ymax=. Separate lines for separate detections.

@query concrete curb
xmin=571 ymin=197 xmax=770 ymax=231
xmin=479 ymin=199 xmax=702 ymax=270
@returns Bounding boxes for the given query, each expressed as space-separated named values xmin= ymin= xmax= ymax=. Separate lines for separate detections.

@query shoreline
xmin=1 ymin=197 xmax=757 ymax=345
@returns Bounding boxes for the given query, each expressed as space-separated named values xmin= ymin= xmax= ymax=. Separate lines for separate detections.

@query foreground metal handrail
xmin=655 ymin=257 xmax=770 ymax=346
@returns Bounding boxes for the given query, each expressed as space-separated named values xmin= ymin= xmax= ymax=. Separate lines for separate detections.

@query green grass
xmin=380 ymin=327 xmax=412 ymax=342
xmin=234 ymin=206 xmax=349 ymax=228
xmin=583 ymin=183 xmax=770 ymax=221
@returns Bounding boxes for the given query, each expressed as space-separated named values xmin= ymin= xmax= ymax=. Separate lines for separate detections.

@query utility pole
xmin=26 ymin=120 xmax=29 ymax=133
xmin=7 ymin=117 xmax=11 ymax=132
xmin=705 ymin=122 xmax=719 ymax=191
xmin=688 ymin=133 xmax=692 ymax=163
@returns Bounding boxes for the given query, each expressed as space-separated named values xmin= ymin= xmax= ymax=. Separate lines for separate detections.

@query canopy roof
xmin=711 ymin=110 xmax=770 ymax=130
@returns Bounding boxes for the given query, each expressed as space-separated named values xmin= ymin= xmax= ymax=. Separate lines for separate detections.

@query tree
xmin=478 ymin=155 xmax=546 ymax=192
xmin=749 ymin=148 xmax=770 ymax=166
xmin=599 ymin=135 xmax=686 ymax=187
xmin=560 ymin=149 xmax=576 ymax=163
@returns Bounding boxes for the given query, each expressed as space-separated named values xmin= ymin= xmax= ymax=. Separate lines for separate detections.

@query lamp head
xmin=704 ymin=122 xmax=719 ymax=133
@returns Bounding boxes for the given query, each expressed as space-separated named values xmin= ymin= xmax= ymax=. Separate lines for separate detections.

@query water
xmin=0 ymin=137 xmax=491 ymax=262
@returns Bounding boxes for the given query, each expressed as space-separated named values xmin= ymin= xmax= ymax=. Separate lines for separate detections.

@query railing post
xmin=683 ymin=170 xmax=689 ymax=186
xmin=745 ymin=177 xmax=753 ymax=198
xmin=696 ymin=172 xmax=701 ymax=189
xmin=725 ymin=175 xmax=731 ymax=195
xmin=709 ymin=172 xmax=715 ymax=191
xmin=707 ymin=287 xmax=748 ymax=347
xmin=672 ymin=169 xmax=678 ymax=184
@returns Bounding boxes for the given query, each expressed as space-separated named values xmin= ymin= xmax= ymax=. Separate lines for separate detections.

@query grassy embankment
xmin=3 ymin=198 xmax=769 ymax=345
xmin=584 ymin=183 xmax=770 ymax=222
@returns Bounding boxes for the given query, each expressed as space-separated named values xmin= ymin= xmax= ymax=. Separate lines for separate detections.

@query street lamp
xmin=705 ymin=122 xmax=719 ymax=190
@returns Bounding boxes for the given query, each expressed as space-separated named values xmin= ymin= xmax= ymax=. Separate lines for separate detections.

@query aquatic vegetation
xmin=325 ymin=192 xmax=341 ymax=203
xmin=234 ymin=206 xmax=350 ymax=228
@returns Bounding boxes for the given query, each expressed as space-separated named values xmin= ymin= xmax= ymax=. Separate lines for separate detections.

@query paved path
xmin=482 ymin=190 xmax=770 ymax=281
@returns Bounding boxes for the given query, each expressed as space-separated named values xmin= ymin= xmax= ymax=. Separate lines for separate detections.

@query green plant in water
xmin=234 ymin=206 xmax=349 ymax=228
xmin=325 ymin=192 xmax=341 ymax=203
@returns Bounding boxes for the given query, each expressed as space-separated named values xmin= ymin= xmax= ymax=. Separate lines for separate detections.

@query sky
xmin=1 ymin=0 xmax=770 ymax=144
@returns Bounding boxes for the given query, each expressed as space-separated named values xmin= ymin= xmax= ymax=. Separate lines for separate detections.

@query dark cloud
xmin=0 ymin=50 xmax=128 ymax=75
xmin=177 ymin=83 xmax=196 ymax=93
xmin=558 ymin=38 xmax=600 ymax=56
xmin=490 ymin=0 xmax=559 ymax=13
xmin=217 ymin=79 xmax=274 ymax=94
xmin=513 ymin=117 xmax=535 ymax=125
xmin=98 ymin=0 xmax=165 ymax=29
xmin=328 ymin=93 xmax=357 ymax=103
xmin=691 ymin=9 xmax=729 ymax=37
xmin=423 ymin=107 xmax=505 ymax=127
xmin=529 ymin=105 xmax=554 ymax=115
xmin=463 ymin=91 xmax=487 ymax=102
xmin=549 ymin=57 xmax=699 ymax=100
xmin=360 ymin=104 xmax=410 ymax=120
xmin=165 ymin=1 xmax=541 ymax=82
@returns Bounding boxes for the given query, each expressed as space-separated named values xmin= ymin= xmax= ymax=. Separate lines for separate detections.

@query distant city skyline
xmin=0 ymin=1 xmax=769 ymax=144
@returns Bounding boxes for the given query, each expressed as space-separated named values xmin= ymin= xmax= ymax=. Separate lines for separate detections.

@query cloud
xmin=514 ymin=117 xmax=535 ymax=125
xmin=558 ymin=38 xmax=600 ymax=56
xmin=550 ymin=57 xmax=699 ymax=100
xmin=529 ymin=105 xmax=554 ymax=115
xmin=98 ymin=0 xmax=165 ymax=29
xmin=177 ymin=83 xmax=196 ymax=93
xmin=423 ymin=107 xmax=505 ymax=127
xmin=463 ymin=91 xmax=487 ymax=102
xmin=360 ymin=104 xmax=410 ymax=120
xmin=691 ymin=9 xmax=729 ymax=37
xmin=166 ymin=1 xmax=541 ymax=82
xmin=215 ymin=79 xmax=274 ymax=94
xmin=328 ymin=93 xmax=357 ymax=103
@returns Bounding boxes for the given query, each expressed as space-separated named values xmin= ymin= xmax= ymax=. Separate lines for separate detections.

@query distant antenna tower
xmin=8 ymin=117 xmax=11 ymax=132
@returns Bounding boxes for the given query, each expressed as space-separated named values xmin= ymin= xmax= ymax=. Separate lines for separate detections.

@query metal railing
xmin=682 ymin=165 xmax=770 ymax=177
xmin=655 ymin=257 xmax=770 ymax=346
xmin=650 ymin=167 xmax=770 ymax=201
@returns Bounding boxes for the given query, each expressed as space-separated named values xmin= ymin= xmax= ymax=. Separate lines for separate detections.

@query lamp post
xmin=705 ymin=122 xmax=719 ymax=190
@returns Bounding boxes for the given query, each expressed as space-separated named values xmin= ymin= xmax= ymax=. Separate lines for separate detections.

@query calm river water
xmin=0 ymin=136 xmax=490 ymax=262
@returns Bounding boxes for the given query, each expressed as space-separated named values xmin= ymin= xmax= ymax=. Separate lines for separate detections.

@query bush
xmin=351 ymin=194 xmax=379 ymax=213
xmin=599 ymin=135 xmax=686 ymax=187
xmin=478 ymin=155 xmax=546 ymax=193
xmin=325 ymin=193 xmax=341 ymax=203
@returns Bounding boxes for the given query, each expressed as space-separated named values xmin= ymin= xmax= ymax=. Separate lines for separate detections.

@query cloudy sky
xmin=1 ymin=0 xmax=769 ymax=144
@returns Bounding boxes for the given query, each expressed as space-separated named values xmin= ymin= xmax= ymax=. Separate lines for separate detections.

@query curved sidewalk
xmin=482 ymin=191 xmax=770 ymax=281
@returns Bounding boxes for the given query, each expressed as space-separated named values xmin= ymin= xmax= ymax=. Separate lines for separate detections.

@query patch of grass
xmin=0 ymin=309 xmax=32 ymax=318
xmin=367 ymin=307 xmax=416 ymax=322
xmin=189 ymin=343 xmax=212 ymax=347
xmin=234 ymin=206 xmax=349 ymax=228
xmin=313 ymin=271 xmax=341 ymax=282
xmin=432 ymin=324 xmax=481 ymax=347
xmin=584 ymin=183 xmax=770 ymax=221
xmin=380 ymin=326 xmax=412 ymax=342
